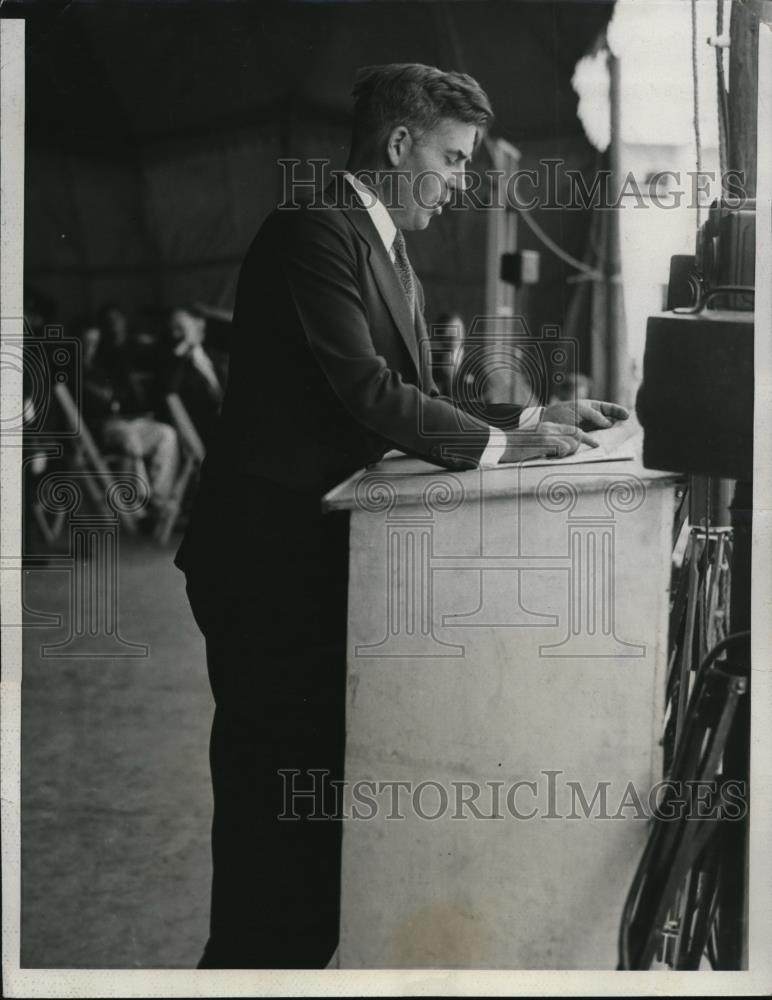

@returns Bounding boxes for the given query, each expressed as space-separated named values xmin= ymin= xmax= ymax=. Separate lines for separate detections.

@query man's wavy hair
xmin=349 ymin=63 xmax=493 ymax=161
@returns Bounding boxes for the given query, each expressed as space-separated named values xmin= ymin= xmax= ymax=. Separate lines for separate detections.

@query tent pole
xmin=605 ymin=47 xmax=630 ymax=406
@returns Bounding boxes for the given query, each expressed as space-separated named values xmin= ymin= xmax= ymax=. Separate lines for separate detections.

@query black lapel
xmin=325 ymin=176 xmax=420 ymax=372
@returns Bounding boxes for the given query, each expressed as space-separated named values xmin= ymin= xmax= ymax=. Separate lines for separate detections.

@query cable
xmin=618 ymin=628 xmax=751 ymax=969
xmin=673 ymin=284 xmax=756 ymax=314
xmin=704 ymin=483 xmax=711 ymax=660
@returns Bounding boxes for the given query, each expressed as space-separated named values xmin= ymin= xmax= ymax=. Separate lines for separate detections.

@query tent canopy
xmin=20 ymin=1 xmax=613 ymax=152
xmin=13 ymin=0 xmax=614 ymax=349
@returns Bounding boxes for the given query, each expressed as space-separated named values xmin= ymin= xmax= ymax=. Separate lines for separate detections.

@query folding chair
xmin=25 ymin=443 xmax=68 ymax=545
xmin=53 ymin=382 xmax=139 ymax=533
xmin=156 ymin=392 xmax=206 ymax=545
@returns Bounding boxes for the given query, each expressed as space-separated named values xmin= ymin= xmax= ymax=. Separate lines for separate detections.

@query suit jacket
xmin=82 ymin=349 xmax=144 ymax=425
xmin=176 ymin=177 xmax=522 ymax=573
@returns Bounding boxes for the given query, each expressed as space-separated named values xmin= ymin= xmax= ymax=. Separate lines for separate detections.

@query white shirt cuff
xmin=479 ymin=426 xmax=508 ymax=468
xmin=478 ymin=407 xmax=544 ymax=468
xmin=519 ymin=405 xmax=544 ymax=429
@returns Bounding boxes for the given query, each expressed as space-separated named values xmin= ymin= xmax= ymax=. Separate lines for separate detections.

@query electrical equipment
xmin=499 ymin=249 xmax=540 ymax=287
xmin=698 ymin=200 xmax=755 ymax=311
xmin=636 ymin=201 xmax=755 ymax=481
xmin=637 ymin=309 xmax=753 ymax=480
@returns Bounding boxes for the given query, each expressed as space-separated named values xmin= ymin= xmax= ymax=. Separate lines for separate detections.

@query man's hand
xmin=543 ymin=399 xmax=629 ymax=431
xmin=500 ymin=422 xmax=599 ymax=464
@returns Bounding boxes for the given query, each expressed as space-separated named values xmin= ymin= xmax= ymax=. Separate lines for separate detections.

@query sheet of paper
xmin=505 ymin=414 xmax=641 ymax=468
xmin=373 ymin=416 xmax=640 ymax=478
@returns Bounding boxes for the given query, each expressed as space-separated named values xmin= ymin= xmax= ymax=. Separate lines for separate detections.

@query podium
xmin=324 ymin=451 xmax=679 ymax=969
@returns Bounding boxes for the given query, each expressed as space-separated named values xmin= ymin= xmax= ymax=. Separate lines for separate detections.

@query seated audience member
xmin=105 ymin=303 xmax=169 ymax=383
xmin=430 ymin=311 xmax=467 ymax=398
xmin=97 ymin=303 xmax=132 ymax=353
xmin=430 ymin=311 xmax=536 ymax=408
xmin=76 ymin=317 xmax=179 ymax=520
xmin=97 ymin=302 xmax=158 ymax=411
xmin=162 ymin=304 xmax=229 ymax=447
xmin=22 ymin=308 xmax=53 ymax=553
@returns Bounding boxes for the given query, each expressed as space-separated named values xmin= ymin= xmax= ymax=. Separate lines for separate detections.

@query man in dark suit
xmin=176 ymin=63 xmax=627 ymax=970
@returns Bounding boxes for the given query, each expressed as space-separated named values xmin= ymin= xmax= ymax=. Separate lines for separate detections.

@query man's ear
xmin=386 ymin=125 xmax=412 ymax=167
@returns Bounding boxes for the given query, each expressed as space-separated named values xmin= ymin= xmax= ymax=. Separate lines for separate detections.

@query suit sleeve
xmin=278 ymin=211 xmax=493 ymax=471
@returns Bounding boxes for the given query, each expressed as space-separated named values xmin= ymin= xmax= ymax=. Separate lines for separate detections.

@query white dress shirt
xmin=342 ymin=172 xmax=542 ymax=467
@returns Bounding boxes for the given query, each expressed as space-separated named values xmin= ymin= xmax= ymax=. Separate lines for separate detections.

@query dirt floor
xmin=20 ymin=536 xmax=212 ymax=968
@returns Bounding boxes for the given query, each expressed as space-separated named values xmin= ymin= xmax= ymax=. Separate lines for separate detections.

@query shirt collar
xmin=343 ymin=171 xmax=398 ymax=256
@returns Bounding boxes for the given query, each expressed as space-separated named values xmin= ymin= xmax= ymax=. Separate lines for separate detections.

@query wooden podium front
xmin=324 ymin=453 xmax=679 ymax=969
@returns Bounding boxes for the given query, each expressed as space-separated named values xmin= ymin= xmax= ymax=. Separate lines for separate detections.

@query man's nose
xmin=447 ymin=168 xmax=469 ymax=195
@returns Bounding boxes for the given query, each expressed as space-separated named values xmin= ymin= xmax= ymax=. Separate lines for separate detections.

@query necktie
xmin=391 ymin=229 xmax=416 ymax=320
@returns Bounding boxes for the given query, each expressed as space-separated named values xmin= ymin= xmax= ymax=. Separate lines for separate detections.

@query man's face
xmin=82 ymin=326 xmax=101 ymax=362
xmin=387 ymin=119 xmax=477 ymax=231
xmin=106 ymin=308 xmax=128 ymax=346
xmin=170 ymin=309 xmax=205 ymax=351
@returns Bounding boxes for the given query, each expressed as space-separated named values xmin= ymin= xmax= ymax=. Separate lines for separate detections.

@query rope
xmin=691 ymin=0 xmax=704 ymax=227
xmin=715 ymin=0 xmax=730 ymax=188
xmin=513 ymin=205 xmax=606 ymax=280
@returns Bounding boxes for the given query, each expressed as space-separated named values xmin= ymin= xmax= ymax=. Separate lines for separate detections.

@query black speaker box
xmin=636 ymin=309 xmax=753 ymax=481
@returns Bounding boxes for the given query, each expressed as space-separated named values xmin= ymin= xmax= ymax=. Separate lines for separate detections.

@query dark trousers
xmin=182 ymin=478 xmax=350 ymax=968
